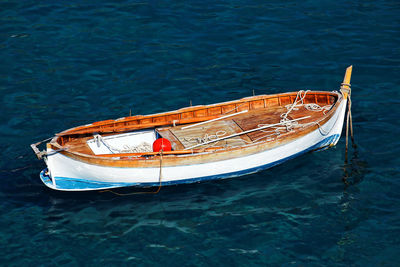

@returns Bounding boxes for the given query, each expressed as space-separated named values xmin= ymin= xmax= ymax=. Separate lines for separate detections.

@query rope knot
xmin=340 ymin=83 xmax=351 ymax=94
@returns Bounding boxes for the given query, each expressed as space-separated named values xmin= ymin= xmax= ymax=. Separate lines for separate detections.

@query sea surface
xmin=1 ymin=0 xmax=399 ymax=266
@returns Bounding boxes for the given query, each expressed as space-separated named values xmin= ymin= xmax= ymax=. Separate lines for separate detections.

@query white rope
xmin=183 ymin=130 xmax=227 ymax=146
xmin=279 ymin=90 xmax=334 ymax=131
xmin=280 ymin=90 xmax=309 ymax=131
xmin=185 ymin=116 xmax=310 ymax=150
xmin=304 ymin=103 xmax=332 ymax=114
xmin=281 ymin=90 xmax=309 ymax=120
xmin=250 ymin=125 xmax=286 ymax=142
xmin=181 ymin=110 xmax=248 ymax=130
xmin=93 ymin=134 xmax=152 ymax=154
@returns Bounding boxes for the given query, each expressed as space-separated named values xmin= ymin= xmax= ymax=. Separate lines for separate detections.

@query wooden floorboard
xmin=64 ymin=136 xmax=94 ymax=155
xmin=156 ymin=128 xmax=185 ymax=150
xmin=169 ymin=119 xmax=251 ymax=149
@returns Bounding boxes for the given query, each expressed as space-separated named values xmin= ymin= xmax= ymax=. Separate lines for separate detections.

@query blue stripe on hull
xmin=40 ymin=134 xmax=340 ymax=191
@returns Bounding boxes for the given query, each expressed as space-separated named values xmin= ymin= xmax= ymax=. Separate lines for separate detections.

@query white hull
xmin=41 ymin=99 xmax=347 ymax=191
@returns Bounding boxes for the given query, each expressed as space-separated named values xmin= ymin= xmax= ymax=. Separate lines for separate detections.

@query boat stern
xmin=39 ymin=168 xmax=57 ymax=190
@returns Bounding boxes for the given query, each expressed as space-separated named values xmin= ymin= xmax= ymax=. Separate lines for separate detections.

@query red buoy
xmin=152 ymin=138 xmax=172 ymax=152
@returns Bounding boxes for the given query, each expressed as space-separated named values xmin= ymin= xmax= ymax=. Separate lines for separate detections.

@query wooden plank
xmin=181 ymin=109 xmax=248 ymax=130
xmin=250 ymin=99 xmax=264 ymax=110
xmin=170 ymin=120 xmax=250 ymax=149
xmin=208 ymin=106 xmax=222 ymax=116
xmin=233 ymin=108 xmax=286 ymax=141
xmin=194 ymin=109 xmax=208 ymax=117
xmin=317 ymin=94 xmax=327 ymax=105
xmin=221 ymin=104 xmax=236 ymax=114
xmin=186 ymin=116 xmax=311 ymax=149
xmin=305 ymin=94 xmax=316 ymax=104
xmin=266 ymin=97 xmax=279 ymax=107
xmin=280 ymin=96 xmax=291 ymax=106
xmin=57 ymin=115 xmax=222 ymax=136
xmin=233 ymin=106 xmax=326 ymax=141
xmin=156 ymin=128 xmax=185 ymax=150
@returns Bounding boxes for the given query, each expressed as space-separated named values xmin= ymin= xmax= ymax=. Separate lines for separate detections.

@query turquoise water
xmin=1 ymin=0 xmax=399 ymax=265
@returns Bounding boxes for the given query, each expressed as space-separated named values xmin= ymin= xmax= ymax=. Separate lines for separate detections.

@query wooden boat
xmin=31 ymin=66 xmax=353 ymax=191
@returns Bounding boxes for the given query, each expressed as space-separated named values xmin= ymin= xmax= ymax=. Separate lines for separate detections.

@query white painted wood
xmin=86 ymin=130 xmax=156 ymax=155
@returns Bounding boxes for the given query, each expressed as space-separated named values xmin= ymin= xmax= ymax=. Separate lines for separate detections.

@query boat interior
xmin=54 ymin=91 xmax=339 ymax=157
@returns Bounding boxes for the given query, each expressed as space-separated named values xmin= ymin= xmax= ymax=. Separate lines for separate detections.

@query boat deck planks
xmin=169 ymin=119 xmax=252 ymax=149
xmin=233 ymin=106 xmax=328 ymax=141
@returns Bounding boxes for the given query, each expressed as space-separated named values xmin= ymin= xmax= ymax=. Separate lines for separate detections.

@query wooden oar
xmin=185 ymin=116 xmax=311 ymax=150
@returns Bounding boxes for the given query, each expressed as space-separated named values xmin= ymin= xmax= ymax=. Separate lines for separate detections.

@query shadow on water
xmin=342 ymin=143 xmax=369 ymax=188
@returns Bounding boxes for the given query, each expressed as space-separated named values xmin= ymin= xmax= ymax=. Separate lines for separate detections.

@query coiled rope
xmin=280 ymin=90 xmax=332 ymax=132
xmin=93 ymin=134 xmax=152 ymax=154
xmin=281 ymin=90 xmax=309 ymax=124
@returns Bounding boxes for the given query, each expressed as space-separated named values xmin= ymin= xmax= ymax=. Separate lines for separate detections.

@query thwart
xmin=31 ymin=66 xmax=353 ymax=191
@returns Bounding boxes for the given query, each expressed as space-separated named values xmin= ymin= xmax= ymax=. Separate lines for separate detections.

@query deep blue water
xmin=1 ymin=0 xmax=399 ymax=265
